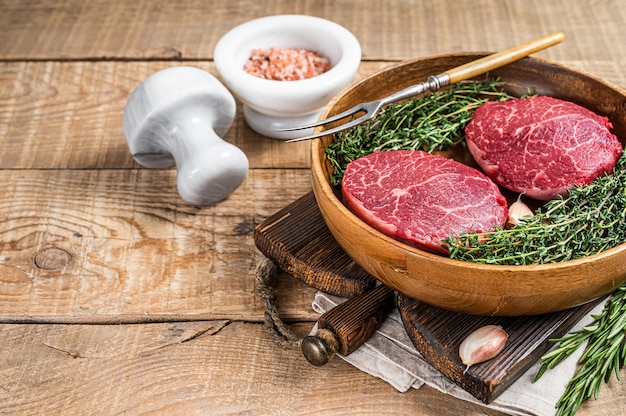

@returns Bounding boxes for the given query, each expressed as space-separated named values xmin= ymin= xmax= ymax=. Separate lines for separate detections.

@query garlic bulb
xmin=507 ymin=194 xmax=534 ymax=226
xmin=459 ymin=325 xmax=508 ymax=374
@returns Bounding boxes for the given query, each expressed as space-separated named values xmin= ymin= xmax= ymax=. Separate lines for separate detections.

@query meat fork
xmin=283 ymin=32 xmax=565 ymax=143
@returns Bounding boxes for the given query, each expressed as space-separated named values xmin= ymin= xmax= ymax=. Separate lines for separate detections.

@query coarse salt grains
xmin=243 ymin=47 xmax=331 ymax=81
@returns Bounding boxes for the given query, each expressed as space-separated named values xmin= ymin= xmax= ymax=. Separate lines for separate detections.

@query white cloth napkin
xmin=312 ymin=291 xmax=606 ymax=416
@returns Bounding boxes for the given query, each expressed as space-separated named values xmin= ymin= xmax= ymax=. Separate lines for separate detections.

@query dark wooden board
xmin=254 ymin=191 xmax=376 ymax=298
xmin=397 ymin=294 xmax=602 ymax=403
xmin=254 ymin=192 xmax=602 ymax=403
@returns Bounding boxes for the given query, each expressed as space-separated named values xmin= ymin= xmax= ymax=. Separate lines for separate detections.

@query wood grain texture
xmin=398 ymin=295 xmax=604 ymax=403
xmin=1 ymin=0 xmax=625 ymax=414
xmin=0 ymin=60 xmax=324 ymax=170
xmin=1 ymin=0 xmax=625 ymax=65
xmin=0 ymin=321 xmax=622 ymax=416
xmin=318 ymin=285 xmax=395 ymax=355
xmin=255 ymin=191 xmax=376 ymax=298
xmin=0 ymin=321 xmax=513 ymax=416
xmin=0 ymin=168 xmax=319 ymax=322
xmin=0 ymin=59 xmax=623 ymax=170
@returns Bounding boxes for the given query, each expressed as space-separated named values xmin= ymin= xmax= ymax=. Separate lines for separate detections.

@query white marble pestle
xmin=123 ymin=66 xmax=249 ymax=205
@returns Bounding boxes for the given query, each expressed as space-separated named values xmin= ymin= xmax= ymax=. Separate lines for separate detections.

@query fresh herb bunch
xmin=446 ymin=152 xmax=626 ymax=265
xmin=325 ymin=78 xmax=514 ymax=186
xmin=323 ymin=75 xmax=626 ymax=416
xmin=534 ymin=283 xmax=626 ymax=416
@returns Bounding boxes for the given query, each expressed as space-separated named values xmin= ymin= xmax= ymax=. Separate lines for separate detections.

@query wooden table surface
xmin=1 ymin=1 xmax=625 ymax=414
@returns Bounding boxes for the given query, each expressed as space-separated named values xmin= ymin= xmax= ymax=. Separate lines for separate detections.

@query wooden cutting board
xmin=254 ymin=191 xmax=602 ymax=403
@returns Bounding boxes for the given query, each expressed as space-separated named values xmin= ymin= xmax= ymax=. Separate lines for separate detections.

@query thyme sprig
xmin=446 ymin=152 xmax=626 ymax=265
xmin=325 ymin=78 xmax=514 ymax=185
xmin=534 ymin=283 xmax=626 ymax=416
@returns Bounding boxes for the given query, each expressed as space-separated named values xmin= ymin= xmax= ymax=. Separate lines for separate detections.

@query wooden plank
xmin=255 ymin=191 xmax=377 ymax=298
xmin=0 ymin=168 xmax=322 ymax=323
xmin=1 ymin=59 xmax=623 ymax=171
xmin=0 ymin=321 xmax=622 ymax=416
xmin=1 ymin=0 xmax=625 ymax=64
xmin=0 ymin=1 xmax=622 ymax=414
xmin=399 ymin=295 xmax=603 ymax=403
xmin=0 ymin=60 xmax=321 ymax=170
xmin=0 ymin=60 xmax=389 ymax=170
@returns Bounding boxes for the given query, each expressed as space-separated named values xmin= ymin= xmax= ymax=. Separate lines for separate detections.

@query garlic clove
xmin=507 ymin=194 xmax=534 ymax=226
xmin=459 ymin=325 xmax=508 ymax=374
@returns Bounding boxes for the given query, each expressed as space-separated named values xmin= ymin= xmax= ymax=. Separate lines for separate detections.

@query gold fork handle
xmin=444 ymin=32 xmax=565 ymax=84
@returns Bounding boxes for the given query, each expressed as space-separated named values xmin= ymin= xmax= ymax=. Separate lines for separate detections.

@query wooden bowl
xmin=311 ymin=53 xmax=626 ymax=316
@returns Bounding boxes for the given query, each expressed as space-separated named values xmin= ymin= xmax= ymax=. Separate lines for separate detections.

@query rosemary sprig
xmin=534 ymin=283 xmax=626 ymax=416
xmin=446 ymin=152 xmax=626 ymax=265
xmin=325 ymin=78 xmax=514 ymax=185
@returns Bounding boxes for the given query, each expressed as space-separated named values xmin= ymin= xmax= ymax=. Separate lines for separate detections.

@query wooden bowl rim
xmin=311 ymin=53 xmax=626 ymax=273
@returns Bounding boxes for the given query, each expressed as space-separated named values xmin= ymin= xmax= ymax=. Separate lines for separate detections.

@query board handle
xmin=444 ymin=32 xmax=565 ymax=84
xmin=301 ymin=285 xmax=396 ymax=366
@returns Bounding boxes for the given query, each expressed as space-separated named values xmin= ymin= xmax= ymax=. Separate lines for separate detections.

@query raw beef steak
xmin=341 ymin=150 xmax=508 ymax=255
xmin=465 ymin=96 xmax=622 ymax=200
